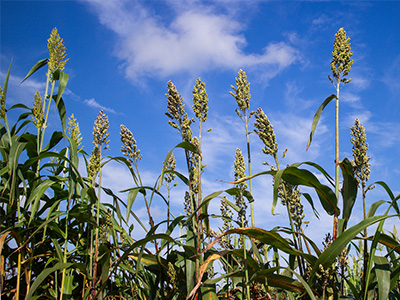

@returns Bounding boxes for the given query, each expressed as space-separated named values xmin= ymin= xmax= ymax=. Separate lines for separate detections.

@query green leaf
xmin=26 ymin=262 xmax=73 ymax=300
xmin=367 ymin=200 xmax=388 ymax=218
xmin=340 ymin=158 xmax=358 ymax=229
xmin=28 ymin=178 xmax=60 ymax=224
xmin=306 ymin=94 xmax=336 ymax=150
xmin=284 ymin=268 xmax=319 ymax=300
xmin=292 ymin=161 xmax=335 ymax=187
xmin=251 ymin=268 xmax=305 ymax=293
xmin=62 ymin=274 xmax=74 ymax=300
xmin=53 ymin=70 xmax=69 ymax=105
xmin=41 ymin=131 xmax=63 ymax=152
xmin=301 ymin=193 xmax=320 ymax=219
xmin=20 ymin=58 xmax=48 ymax=84
xmin=272 ymin=168 xmax=285 ymax=215
xmin=281 ymin=166 xmax=339 ymax=216
xmin=202 ymin=227 xmax=316 ymax=265
xmin=374 ymin=256 xmax=390 ymax=300
xmin=126 ymin=188 xmax=140 ymax=221
xmin=52 ymin=95 xmax=67 ymax=132
xmin=2 ymin=59 xmax=13 ymax=100
xmin=158 ymin=141 xmax=198 ymax=191
xmin=308 ymin=214 xmax=398 ymax=284
xmin=0 ymin=165 xmax=9 ymax=177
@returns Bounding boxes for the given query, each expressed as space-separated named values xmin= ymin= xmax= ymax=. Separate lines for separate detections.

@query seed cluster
xmin=350 ymin=119 xmax=371 ymax=186
xmin=32 ymin=90 xmax=44 ymax=129
xmin=192 ymin=78 xmax=208 ymax=123
xmin=120 ymin=124 xmax=141 ymax=163
xmin=254 ymin=108 xmax=278 ymax=157
xmin=93 ymin=110 xmax=110 ymax=151
xmin=234 ymin=148 xmax=248 ymax=248
xmin=88 ymin=146 xmax=100 ymax=181
xmin=164 ymin=153 xmax=176 ymax=184
xmin=67 ymin=114 xmax=82 ymax=149
xmin=220 ymin=196 xmax=234 ymax=249
xmin=47 ymin=28 xmax=69 ymax=78
xmin=230 ymin=69 xmax=251 ymax=119
xmin=166 ymin=81 xmax=193 ymax=142
xmin=329 ymin=28 xmax=353 ymax=86
xmin=0 ymin=87 xmax=5 ymax=120
xmin=278 ymin=180 xmax=304 ymax=229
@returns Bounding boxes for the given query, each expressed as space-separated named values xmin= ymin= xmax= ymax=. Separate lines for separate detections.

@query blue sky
xmin=1 ymin=0 xmax=400 ymax=243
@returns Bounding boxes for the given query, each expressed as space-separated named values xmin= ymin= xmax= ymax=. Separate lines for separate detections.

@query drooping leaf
xmin=41 ymin=131 xmax=63 ymax=152
xmin=309 ymin=214 xmax=398 ymax=284
xmin=201 ymin=227 xmax=316 ymax=265
xmin=367 ymin=200 xmax=388 ymax=218
xmin=53 ymin=70 xmax=69 ymax=106
xmin=306 ymin=94 xmax=336 ymax=150
xmin=292 ymin=161 xmax=335 ymax=187
xmin=281 ymin=166 xmax=339 ymax=216
xmin=20 ymin=58 xmax=48 ymax=84
xmin=158 ymin=141 xmax=198 ymax=191
xmin=26 ymin=262 xmax=74 ymax=300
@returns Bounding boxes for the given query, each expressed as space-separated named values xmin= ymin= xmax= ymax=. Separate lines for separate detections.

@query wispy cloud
xmin=83 ymin=98 xmax=118 ymax=114
xmin=82 ymin=0 xmax=300 ymax=82
xmin=0 ymin=71 xmax=45 ymax=105
xmin=382 ymin=55 xmax=400 ymax=94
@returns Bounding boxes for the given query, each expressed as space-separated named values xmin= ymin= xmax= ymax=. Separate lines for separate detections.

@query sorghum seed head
xmin=120 ymin=124 xmax=141 ymax=162
xmin=93 ymin=110 xmax=110 ymax=151
xmin=230 ymin=69 xmax=251 ymax=115
xmin=192 ymin=78 xmax=209 ymax=123
xmin=32 ymin=90 xmax=45 ymax=128
xmin=329 ymin=28 xmax=353 ymax=85
xmin=350 ymin=118 xmax=371 ymax=186
xmin=67 ymin=114 xmax=83 ymax=149
xmin=254 ymin=107 xmax=278 ymax=157
xmin=47 ymin=28 xmax=69 ymax=78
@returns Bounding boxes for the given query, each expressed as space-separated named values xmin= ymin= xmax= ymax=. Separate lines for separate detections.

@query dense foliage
xmin=1 ymin=28 xmax=400 ymax=300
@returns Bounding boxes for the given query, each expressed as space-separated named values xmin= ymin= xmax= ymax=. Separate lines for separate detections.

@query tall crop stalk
xmin=163 ymin=153 xmax=176 ymax=254
xmin=328 ymin=28 xmax=353 ymax=240
xmin=233 ymin=148 xmax=251 ymax=300
xmin=230 ymin=70 xmax=255 ymax=228
xmin=89 ymin=110 xmax=110 ymax=298
xmin=192 ymin=78 xmax=209 ymax=286
xmin=37 ymin=28 xmax=69 ymax=175
xmin=254 ymin=107 xmax=306 ymax=277
xmin=350 ymin=118 xmax=372 ymax=294
xmin=166 ymin=81 xmax=201 ymax=295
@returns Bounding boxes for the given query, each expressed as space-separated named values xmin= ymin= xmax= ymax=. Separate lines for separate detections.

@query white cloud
xmin=83 ymin=98 xmax=117 ymax=114
xmin=382 ymin=55 xmax=400 ymax=94
xmin=0 ymin=71 xmax=45 ymax=105
xmin=83 ymin=0 xmax=299 ymax=82
xmin=341 ymin=92 xmax=362 ymax=109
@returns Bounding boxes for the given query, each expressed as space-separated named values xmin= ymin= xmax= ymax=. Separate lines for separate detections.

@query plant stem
xmin=333 ymin=78 xmax=340 ymax=240
xmin=245 ymin=114 xmax=255 ymax=228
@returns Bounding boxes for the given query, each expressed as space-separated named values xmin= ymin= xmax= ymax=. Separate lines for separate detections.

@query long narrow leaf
xmin=20 ymin=58 xmax=48 ymax=84
xmin=53 ymin=70 xmax=69 ymax=105
xmin=306 ymin=94 xmax=336 ymax=150
xmin=26 ymin=262 xmax=73 ymax=300
xmin=308 ymin=214 xmax=398 ymax=284
xmin=2 ymin=59 xmax=12 ymax=98
xmin=281 ymin=166 xmax=339 ymax=216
